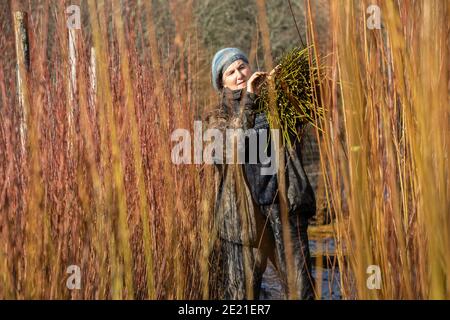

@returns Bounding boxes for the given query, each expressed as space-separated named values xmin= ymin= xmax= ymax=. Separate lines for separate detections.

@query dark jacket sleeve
xmin=243 ymin=96 xmax=316 ymax=218
xmin=205 ymin=90 xmax=257 ymax=167
xmin=285 ymin=139 xmax=316 ymax=218
xmin=241 ymin=91 xmax=258 ymax=130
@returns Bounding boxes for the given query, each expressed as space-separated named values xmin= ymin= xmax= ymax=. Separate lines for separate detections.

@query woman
xmin=206 ymin=48 xmax=316 ymax=300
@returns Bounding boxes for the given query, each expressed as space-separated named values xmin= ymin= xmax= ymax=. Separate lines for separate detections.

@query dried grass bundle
xmin=257 ymin=46 xmax=324 ymax=146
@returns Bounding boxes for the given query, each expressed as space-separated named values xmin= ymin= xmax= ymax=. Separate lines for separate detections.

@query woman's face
xmin=222 ymin=59 xmax=252 ymax=90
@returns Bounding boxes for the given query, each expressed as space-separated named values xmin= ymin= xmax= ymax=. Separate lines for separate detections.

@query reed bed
xmin=307 ymin=0 xmax=449 ymax=299
xmin=0 ymin=0 xmax=448 ymax=300
xmin=0 ymin=0 xmax=217 ymax=299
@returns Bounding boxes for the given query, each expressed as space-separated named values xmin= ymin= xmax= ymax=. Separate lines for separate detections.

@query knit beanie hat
xmin=211 ymin=48 xmax=249 ymax=91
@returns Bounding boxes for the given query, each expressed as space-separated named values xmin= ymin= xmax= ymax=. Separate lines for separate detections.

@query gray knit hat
xmin=211 ymin=48 xmax=249 ymax=91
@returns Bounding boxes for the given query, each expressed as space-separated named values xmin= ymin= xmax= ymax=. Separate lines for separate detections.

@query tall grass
xmin=0 ymin=0 xmax=448 ymax=300
xmin=0 ymin=0 xmax=217 ymax=299
xmin=307 ymin=0 xmax=449 ymax=299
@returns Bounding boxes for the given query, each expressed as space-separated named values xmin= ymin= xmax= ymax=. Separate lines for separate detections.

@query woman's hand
xmin=247 ymin=65 xmax=280 ymax=95
xmin=247 ymin=71 xmax=268 ymax=95
xmin=230 ymin=117 xmax=242 ymax=128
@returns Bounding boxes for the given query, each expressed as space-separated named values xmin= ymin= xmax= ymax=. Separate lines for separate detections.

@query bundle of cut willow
xmin=256 ymin=46 xmax=324 ymax=146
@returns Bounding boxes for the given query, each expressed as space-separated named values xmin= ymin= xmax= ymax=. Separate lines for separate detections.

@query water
xmin=259 ymin=238 xmax=342 ymax=300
